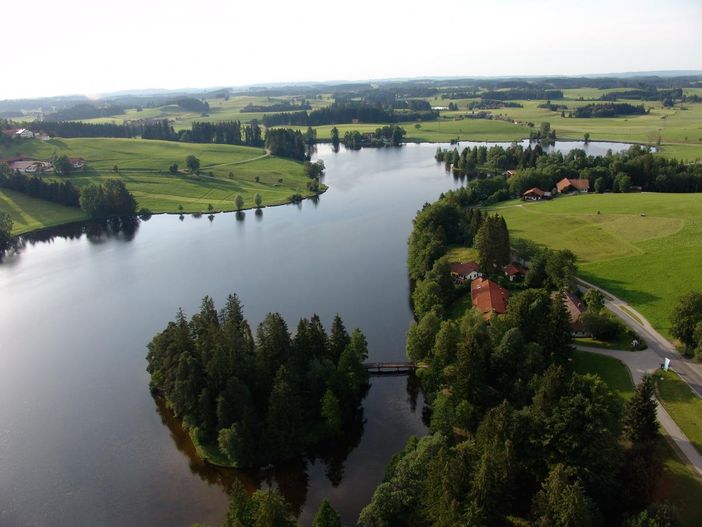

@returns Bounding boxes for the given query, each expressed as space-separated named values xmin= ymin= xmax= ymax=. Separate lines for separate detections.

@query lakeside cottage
xmin=471 ymin=277 xmax=509 ymax=321
xmin=450 ymin=261 xmax=481 ymax=284
xmin=557 ymin=177 xmax=590 ymax=193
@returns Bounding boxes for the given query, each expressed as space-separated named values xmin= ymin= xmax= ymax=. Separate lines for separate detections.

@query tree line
xmin=507 ymin=144 xmax=702 ymax=194
xmin=359 ymin=190 xmax=674 ymax=526
xmin=146 ymin=294 xmax=369 ymax=468
xmin=480 ymin=88 xmax=564 ymax=100
xmin=573 ymin=103 xmax=647 ymax=118
xmin=141 ymin=119 xmax=265 ymax=147
xmin=0 ymin=163 xmax=80 ymax=207
xmin=436 ymin=142 xmax=702 ymax=194
xmin=38 ymin=121 xmax=136 ymax=138
xmin=262 ymin=101 xmax=438 ymax=127
xmin=79 ymin=178 xmax=138 ymax=218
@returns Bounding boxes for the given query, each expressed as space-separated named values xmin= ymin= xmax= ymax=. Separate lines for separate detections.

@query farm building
xmin=557 ymin=177 xmax=590 ymax=193
xmin=522 ymin=187 xmax=550 ymax=201
xmin=504 ymin=263 xmax=527 ymax=281
xmin=450 ymin=261 xmax=481 ymax=284
xmin=1 ymin=128 xmax=35 ymax=139
xmin=558 ymin=291 xmax=588 ymax=337
xmin=68 ymin=157 xmax=85 ymax=169
xmin=471 ymin=277 xmax=509 ymax=321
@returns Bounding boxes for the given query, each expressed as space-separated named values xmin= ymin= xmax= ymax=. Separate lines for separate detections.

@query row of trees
xmin=146 ymin=294 xmax=369 ymax=467
xmin=573 ymin=103 xmax=648 ymax=118
xmin=142 ymin=119 xmax=265 ymax=147
xmin=0 ymin=163 xmax=81 ymax=207
xmin=262 ymin=101 xmax=438 ymax=127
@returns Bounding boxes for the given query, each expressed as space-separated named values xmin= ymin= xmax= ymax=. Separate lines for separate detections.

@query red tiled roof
xmin=471 ymin=278 xmax=509 ymax=320
xmin=557 ymin=177 xmax=590 ymax=192
xmin=1 ymin=129 xmax=19 ymax=137
xmin=522 ymin=187 xmax=545 ymax=197
xmin=450 ymin=261 xmax=480 ymax=276
xmin=557 ymin=292 xmax=586 ymax=332
xmin=504 ymin=263 xmax=527 ymax=276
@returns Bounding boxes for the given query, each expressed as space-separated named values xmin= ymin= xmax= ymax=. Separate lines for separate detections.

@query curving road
xmin=575 ymin=278 xmax=702 ymax=477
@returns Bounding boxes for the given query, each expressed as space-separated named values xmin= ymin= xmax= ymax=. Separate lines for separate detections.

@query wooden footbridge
xmin=363 ymin=361 xmax=418 ymax=375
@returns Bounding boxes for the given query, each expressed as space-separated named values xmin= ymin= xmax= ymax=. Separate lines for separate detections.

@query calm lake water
xmin=0 ymin=140 xmax=631 ymax=527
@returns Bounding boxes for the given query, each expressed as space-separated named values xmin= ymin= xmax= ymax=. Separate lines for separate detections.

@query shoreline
xmin=9 ymin=186 xmax=328 ymax=240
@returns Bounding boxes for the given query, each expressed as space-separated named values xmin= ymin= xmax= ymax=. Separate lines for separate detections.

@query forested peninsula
xmin=146 ymin=294 xmax=369 ymax=468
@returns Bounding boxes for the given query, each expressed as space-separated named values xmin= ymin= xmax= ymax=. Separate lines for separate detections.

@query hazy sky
xmin=3 ymin=0 xmax=701 ymax=100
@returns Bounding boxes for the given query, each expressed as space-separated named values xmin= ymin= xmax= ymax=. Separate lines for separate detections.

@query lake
xmin=0 ymin=140 xmax=631 ymax=526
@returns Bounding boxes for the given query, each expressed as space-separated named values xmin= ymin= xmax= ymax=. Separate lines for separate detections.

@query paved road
xmin=576 ymin=345 xmax=702 ymax=477
xmin=576 ymin=277 xmax=702 ymax=398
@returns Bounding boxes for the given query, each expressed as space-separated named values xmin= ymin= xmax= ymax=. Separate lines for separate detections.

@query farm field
xmin=0 ymin=188 xmax=88 ymax=235
xmin=490 ymin=193 xmax=702 ymax=337
xmin=0 ymin=138 xmax=317 ymax=228
xmin=574 ymin=351 xmax=702 ymax=527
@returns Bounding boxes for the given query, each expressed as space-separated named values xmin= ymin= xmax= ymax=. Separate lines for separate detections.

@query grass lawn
xmin=575 ymin=335 xmax=643 ymax=352
xmin=445 ymin=245 xmax=479 ymax=263
xmin=572 ymin=350 xmax=635 ymax=402
xmin=490 ymin=193 xmax=702 ymax=337
xmin=655 ymin=370 xmax=702 ymax=456
xmin=0 ymin=188 xmax=88 ymax=235
xmin=0 ymin=138 xmax=318 ymax=232
xmin=575 ymin=351 xmax=702 ymax=525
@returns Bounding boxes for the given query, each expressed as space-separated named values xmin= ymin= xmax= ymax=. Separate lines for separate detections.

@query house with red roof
xmin=68 ymin=157 xmax=85 ymax=169
xmin=450 ymin=261 xmax=481 ymax=285
xmin=471 ymin=277 xmax=509 ymax=321
xmin=522 ymin=187 xmax=551 ymax=201
xmin=557 ymin=177 xmax=590 ymax=193
xmin=556 ymin=291 xmax=588 ymax=337
xmin=504 ymin=263 xmax=527 ymax=282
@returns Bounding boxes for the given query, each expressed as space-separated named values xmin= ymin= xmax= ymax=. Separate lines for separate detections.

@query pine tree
xmin=312 ymin=499 xmax=343 ymax=527
xmin=625 ymin=374 xmax=659 ymax=444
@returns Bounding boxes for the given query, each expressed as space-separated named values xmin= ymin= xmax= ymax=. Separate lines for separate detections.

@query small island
xmin=146 ymin=294 xmax=369 ymax=467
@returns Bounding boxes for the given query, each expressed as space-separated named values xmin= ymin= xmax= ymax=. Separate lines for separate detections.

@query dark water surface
xmin=0 ymin=141 xmax=631 ymax=526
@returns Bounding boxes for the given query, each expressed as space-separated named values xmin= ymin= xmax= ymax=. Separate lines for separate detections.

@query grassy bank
xmin=655 ymin=370 xmax=702 ymax=456
xmin=0 ymin=137 xmax=319 ymax=233
xmin=574 ymin=351 xmax=702 ymax=526
xmin=490 ymin=193 xmax=702 ymax=337
xmin=0 ymin=188 xmax=88 ymax=235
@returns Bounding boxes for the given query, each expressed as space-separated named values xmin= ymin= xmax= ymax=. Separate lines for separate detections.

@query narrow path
xmin=575 ymin=345 xmax=702 ymax=477
xmin=576 ymin=277 xmax=702 ymax=397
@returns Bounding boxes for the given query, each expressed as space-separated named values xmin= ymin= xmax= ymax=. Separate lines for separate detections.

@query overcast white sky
xmin=3 ymin=0 xmax=701 ymax=100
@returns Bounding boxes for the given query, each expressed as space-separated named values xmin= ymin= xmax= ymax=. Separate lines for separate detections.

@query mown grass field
xmin=656 ymin=370 xmax=702 ymax=456
xmin=574 ymin=351 xmax=702 ymax=526
xmin=573 ymin=350 xmax=634 ymax=402
xmin=0 ymin=188 xmax=88 ymax=235
xmin=0 ymin=138 xmax=317 ymax=232
xmin=490 ymin=193 xmax=702 ymax=337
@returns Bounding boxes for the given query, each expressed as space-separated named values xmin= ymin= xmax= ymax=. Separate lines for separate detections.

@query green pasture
xmin=490 ymin=193 xmax=702 ymax=337
xmin=572 ymin=350 xmax=634 ymax=402
xmin=0 ymin=138 xmax=317 ymax=230
xmin=0 ymin=188 xmax=88 ymax=235
xmin=656 ymin=370 xmax=702 ymax=456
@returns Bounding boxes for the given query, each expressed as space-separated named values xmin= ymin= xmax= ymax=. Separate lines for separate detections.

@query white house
xmin=15 ymin=129 xmax=35 ymax=139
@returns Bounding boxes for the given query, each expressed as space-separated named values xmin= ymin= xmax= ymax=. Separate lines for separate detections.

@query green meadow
xmin=0 ymin=137 xmax=317 ymax=232
xmin=0 ymin=188 xmax=88 ymax=235
xmin=656 ymin=371 xmax=702 ymax=456
xmin=490 ymin=193 xmax=702 ymax=337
